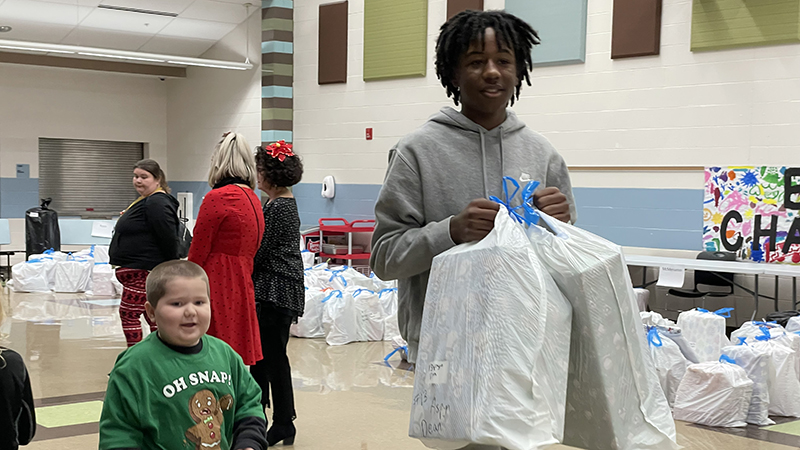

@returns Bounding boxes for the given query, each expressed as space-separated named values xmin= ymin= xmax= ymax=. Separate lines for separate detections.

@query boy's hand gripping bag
xmin=410 ymin=183 xmax=572 ymax=450
xmin=527 ymin=206 xmax=677 ymax=450
xmin=672 ymin=356 xmax=754 ymax=427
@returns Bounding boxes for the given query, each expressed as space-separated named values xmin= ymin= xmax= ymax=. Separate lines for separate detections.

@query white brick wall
xmin=293 ymin=0 xmax=800 ymax=190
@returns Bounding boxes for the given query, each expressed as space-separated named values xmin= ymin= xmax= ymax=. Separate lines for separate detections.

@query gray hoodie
xmin=370 ymin=107 xmax=576 ymax=363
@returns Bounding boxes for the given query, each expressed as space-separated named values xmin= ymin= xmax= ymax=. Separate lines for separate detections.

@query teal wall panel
xmin=505 ymin=0 xmax=588 ymax=66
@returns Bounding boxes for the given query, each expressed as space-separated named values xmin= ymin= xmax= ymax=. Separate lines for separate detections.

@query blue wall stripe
xmin=262 ymin=86 xmax=293 ymax=98
xmin=292 ymin=184 xmax=705 ymax=250
xmin=0 ymin=178 xmax=40 ymax=218
xmin=261 ymin=41 xmax=294 ymax=54
xmin=263 ymin=0 xmax=293 ymax=8
xmin=262 ymin=130 xmax=293 ymax=143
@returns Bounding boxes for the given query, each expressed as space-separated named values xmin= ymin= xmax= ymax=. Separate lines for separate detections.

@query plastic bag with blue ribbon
xmin=647 ymin=327 xmax=689 ymax=408
xmin=747 ymin=325 xmax=800 ymax=417
xmin=10 ymin=257 xmax=56 ymax=292
xmin=673 ymin=355 xmax=754 ymax=427
xmin=410 ymin=178 xmax=572 ymax=450
xmin=677 ymin=307 xmax=733 ymax=363
xmin=721 ymin=339 xmax=775 ymax=426
xmin=523 ymin=179 xmax=677 ymax=450
xmin=290 ymin=288 xmax=329 ymax=338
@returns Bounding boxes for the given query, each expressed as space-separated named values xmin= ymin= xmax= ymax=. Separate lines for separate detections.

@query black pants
xmin=251 ymin=304 xmax=296 ymax=423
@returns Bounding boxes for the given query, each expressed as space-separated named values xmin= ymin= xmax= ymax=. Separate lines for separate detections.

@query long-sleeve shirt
xmin=0 ymin=347 xmax=36 ymax=450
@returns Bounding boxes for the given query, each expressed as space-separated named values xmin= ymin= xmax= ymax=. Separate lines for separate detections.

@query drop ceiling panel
xmin=0 ymin=0 xmax=93 ymax=25
xmin=138 ymin=35 xmax=216 ymax=56
xmin=79 ymin=8 xmax=173 ymax=34
xmin=180 ymin=0 xmax=248 ymax=24
xmin=31 ymin=0 xmax=101 ymax=6
xmin=158 ymin=17 xmax=236 ymax=40
xmin=98 ymin=0 xmax=193 ymax=14
xmin=0 ymin=20 xmax=74 ymax=43
xmin=61 ymin=28 xmax=152 ymax=51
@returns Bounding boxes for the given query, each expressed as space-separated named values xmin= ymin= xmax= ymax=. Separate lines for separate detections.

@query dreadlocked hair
xmin=436 ymin=10 xmax=540 ymax=106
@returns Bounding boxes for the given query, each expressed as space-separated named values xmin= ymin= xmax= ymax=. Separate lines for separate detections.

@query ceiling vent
xmin=97 ymin=4 xmax=179 ymax=17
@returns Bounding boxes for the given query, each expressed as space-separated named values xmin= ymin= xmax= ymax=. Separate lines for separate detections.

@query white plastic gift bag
xmin=304 ymin=264 xmax=332 ymax=290
xmin=677 ymin=307 xmax=733 ymax=363
xmin=749 ymin=327 xmax=800 ymax=417
xmin=379 ymin=288 xmax=401 ymax=340
xmin=731 ymin=320 xmax=781 ymax=343
xmin=91 ymin=262 xmax=116 ymax=297
xmin=54 ymin=256 xmax=93 ymax=293
xmin=291 ymin=288 xmax=327 ymax=338
xmin=352 ymin=288 xmax=384 ymax=342
xmin=721 ymin=341 xmax=774 ymax=426
xmin=410 ymin=186 xmax=572 ymax=450
xmin=10 ymin=258 xmax=55 ymax=292
xmin=647 ymin=327 xmax=688 ymax=409
xmin=323 ymin=290 xmax=360 ymax=346
xmin=301 ymin=250 xmax=315 ymax=268
xmin=786 ymin=317 xmax=800 ymax=333
xmin=527 ymin=206 xmax=677 ymax=450
xmin=673 ymin=356 xmax=754 ymax=427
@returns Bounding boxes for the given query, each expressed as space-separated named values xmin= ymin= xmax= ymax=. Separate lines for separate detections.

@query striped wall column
xmin=262 ymin=0 xmax=294 ymax=145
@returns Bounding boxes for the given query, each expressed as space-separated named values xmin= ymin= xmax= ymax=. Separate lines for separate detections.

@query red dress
xmin=188 ymin=184 xmax=265 ymax=365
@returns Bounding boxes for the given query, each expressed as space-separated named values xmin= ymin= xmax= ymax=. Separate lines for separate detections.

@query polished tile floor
xmin=3 ymin=288 xmax=800 ymax=450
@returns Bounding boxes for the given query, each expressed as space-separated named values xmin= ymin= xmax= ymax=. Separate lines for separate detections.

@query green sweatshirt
xmin=99 ymin=333 xmax=266 ymax=450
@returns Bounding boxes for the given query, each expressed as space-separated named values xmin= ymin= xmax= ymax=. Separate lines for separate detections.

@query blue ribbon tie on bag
xmin=697 ymin=307 xmax=734 ymax=318
xmin=755 ymin=326 xmax=772 ymax=341
xmin=321 ymin=290 xmax=342 ymax=303
xmin=489 ymin=177 xmax=540 ymax=226
xmin=720 ymin=355 xmax=736 ymax=364
xmin=737 ymin=336 xmax=748 ymax=345
xmin=647 ymin=327 xmax=663 ymax=347
xmin=379 ymin=288 xmax=398 ymax=298
xmin=384 ymin=346 xmax=409 ymax=362
xmin=353 ymin=289 xmax=374 ymax=298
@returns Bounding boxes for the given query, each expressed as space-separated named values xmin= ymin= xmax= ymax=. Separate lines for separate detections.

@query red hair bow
xmin=265 ymin=140 xmax=295 ymax=162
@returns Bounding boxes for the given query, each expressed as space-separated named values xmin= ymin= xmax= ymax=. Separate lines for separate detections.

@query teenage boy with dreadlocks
xmin=371 ymin=10 xmax=577 ymax=369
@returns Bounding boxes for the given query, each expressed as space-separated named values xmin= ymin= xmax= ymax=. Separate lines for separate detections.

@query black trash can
xmin=25 ymin=198 xmax=61 ymax=260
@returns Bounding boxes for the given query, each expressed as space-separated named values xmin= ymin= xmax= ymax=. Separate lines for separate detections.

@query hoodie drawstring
xmin=499 ymin=126 xmax=505 ymax=188
xmin=479 ymin=129 xmax=489 ymax=199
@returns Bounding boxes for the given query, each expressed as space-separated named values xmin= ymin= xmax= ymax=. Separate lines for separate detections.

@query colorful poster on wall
xmin=704 ymin=166 xmax=800 ymax=264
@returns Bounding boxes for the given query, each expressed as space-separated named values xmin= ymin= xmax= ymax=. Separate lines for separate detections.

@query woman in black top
xmin=251 ymin=141 xmax=304 ymax=446
xmin=0 ymin=303 xmax=36 ymax=449
xmin=109 ymin=159 xmax=180 ymax=346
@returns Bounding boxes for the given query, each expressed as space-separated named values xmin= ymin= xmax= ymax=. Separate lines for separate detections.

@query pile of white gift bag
xmin=410 ymin=178 xmax=678 ymax=450
xmin=9 ymin=246 xmax=121 ymax=296
xmin=291 ymin=263 xmax=400 ymax=345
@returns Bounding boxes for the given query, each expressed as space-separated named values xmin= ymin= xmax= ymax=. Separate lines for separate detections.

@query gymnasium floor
xmin=3 ymin=289 xmax=800 ymax=450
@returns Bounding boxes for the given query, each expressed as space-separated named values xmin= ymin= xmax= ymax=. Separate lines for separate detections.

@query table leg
xmin=775 ymin=275 xmax=780 ymax=312
xmin=752 ymin=274 xmax=759 ymax=321
xmin=642 ymin=267 xmax=647 ymax=288
xmin=794 ymin=277 xmax=797 ymax=311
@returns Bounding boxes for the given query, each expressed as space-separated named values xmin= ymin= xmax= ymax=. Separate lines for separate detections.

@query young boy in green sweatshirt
xmin=99 ymin=260 xmax=267 ymax=450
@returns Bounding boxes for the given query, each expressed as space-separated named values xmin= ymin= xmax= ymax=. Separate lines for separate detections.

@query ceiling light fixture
xmin=78 ymin=52 xmax=165 ymax=63
xmin=0 ymin=44 xmax=75 ymax=54
xmin=0 ymin=39 xmax=253 ymax=71
xmin=167 ymin=60 xmax=248 ymax=70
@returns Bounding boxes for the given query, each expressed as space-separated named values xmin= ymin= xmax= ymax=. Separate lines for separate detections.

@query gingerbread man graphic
xmin=185 ymin=389 xmax=233 ymax=449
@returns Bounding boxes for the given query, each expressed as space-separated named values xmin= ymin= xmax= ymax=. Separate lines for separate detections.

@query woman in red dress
xmin=188 ymin=132 xmax=265 ymax=365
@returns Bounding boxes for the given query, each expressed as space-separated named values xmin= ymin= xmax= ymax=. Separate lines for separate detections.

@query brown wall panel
xmin=318 ymin=1 xmax=348 ymax=84
xmin=447 ymin=0 xmax=483 ymax=20
xmin=611 ymin=0 xmax=662 ymax=59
